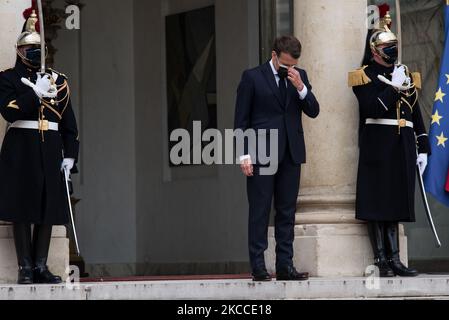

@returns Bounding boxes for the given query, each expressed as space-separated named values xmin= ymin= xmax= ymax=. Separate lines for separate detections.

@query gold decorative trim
xmin=48 ymin=68 xmax=67 ymax=80
xmin=411 ymin=72 xmax=422 ymax=90
xmin=60 ymin=83 xmax=71 ymax=116
xmin=57 ymin=80 xmax=68 ymax=91
xmin=348 ymin=66 xmax=372 ymax=87
xmin=7 ymin=100 xmax=19 ymax=110
xmin=41 ymin=101 xmax=62 ymax=120
xmin=401 ymin=97 xmax=414 ymax=112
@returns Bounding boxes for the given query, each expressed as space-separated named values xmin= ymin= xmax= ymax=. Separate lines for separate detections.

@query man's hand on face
xmin=240 ymin=158 xmax=254 ymax=177
xmin=288 ymin=67 xmax=304 ymax=91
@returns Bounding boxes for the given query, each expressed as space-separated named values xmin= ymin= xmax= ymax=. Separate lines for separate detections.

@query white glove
xmin=391 ymin=65 xmax=408 ymax=87
xmin=377 ymin=65 xmax=412 ymax=91
xmin=21 ymin=73 xmax=57 ymax=99
xmin=61 ymin=158 xmax=75 ymax=172
xmin=417 ymin=153 xmax=428 ymax=176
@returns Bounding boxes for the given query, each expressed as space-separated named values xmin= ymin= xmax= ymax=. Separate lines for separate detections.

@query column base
xmin=265 ymin=223 xmax=408 ymax=277
xmin=0 ymin=223 xmax=69 ymax=284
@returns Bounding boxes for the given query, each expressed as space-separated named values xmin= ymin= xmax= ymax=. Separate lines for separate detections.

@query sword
xmin=395 ymin=0 xmax=403 ymax=64
xmin=416 ymin=165 xmax=442 ymax=248
xmin=64 ymin=167 xmax=81 ymax=256
xmin=36 ymin=0 xmax=46 ymax=74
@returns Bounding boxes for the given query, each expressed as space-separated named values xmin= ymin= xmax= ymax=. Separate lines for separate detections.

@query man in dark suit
xmin=234 ymin=36 xmax=319 ymax=281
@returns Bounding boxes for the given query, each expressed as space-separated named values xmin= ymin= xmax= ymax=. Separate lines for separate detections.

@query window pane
xmin=165 ymin=6 xmax=217 ymax=167
xmin=259 ymin=0 xmax=293 ymax=64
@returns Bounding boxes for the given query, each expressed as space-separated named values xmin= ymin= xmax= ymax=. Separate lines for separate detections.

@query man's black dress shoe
xmin=18 ymin=266 xmax=33 ymax=285
xmin=252 ymin=269 xmax=272 ymax=282
xmin=276 ymin=266 xmax=309 ymax=281
xmin=34 ymin=266 xmax=63 ymax=284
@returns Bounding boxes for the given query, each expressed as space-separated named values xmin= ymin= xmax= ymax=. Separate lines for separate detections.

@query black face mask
xmin=382 ymin=45 xmax=398 ymax=65
xmin=278 ymin=66 xmax=289 ymax=79
xmin=24 ymin=48 xmax=41 ymax=66
xmin=275 ymin=55 xmax=290 ymax=79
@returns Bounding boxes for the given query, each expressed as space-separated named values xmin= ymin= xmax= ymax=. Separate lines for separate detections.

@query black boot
xmin=367 ymin=222 xmax=395 ymax=277
xmin=32 ymin=225 xmax=62 ymax=284
xmin=13 ymin=223 xmax=34 ymax=284
xmin=385 ymin=222 xmax=418 ymax=277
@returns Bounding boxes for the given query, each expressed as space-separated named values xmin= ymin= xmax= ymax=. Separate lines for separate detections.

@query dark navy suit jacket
xmin=234 ymin=61 xmax=320 ymax=165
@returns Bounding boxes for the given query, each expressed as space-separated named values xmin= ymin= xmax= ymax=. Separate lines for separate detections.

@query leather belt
xmin=9 ymin=120 xmax=59 ymax=132
xmin=365 ymin=118 xmax=414 ymax=129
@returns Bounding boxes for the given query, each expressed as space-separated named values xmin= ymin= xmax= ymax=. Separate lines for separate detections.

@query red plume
xmin=378 ymin=3 xmax=390 ymax=18
xmin=377 ymin=3 xmax=392 ymax=28
xmin=23 ymin=8 xmax=34 ymax=19
xmin=22 ymin=0 xmax=40 ymax=33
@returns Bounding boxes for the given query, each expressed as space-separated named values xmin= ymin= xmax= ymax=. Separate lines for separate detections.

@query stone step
xmin=1 ymin=275 xmax=449 ymax=300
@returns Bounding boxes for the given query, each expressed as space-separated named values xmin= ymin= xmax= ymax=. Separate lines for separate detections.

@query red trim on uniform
xmin=445 ymin=172 xmax=449 ymax=192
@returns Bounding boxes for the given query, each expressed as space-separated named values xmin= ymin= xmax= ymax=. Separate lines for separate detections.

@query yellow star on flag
xmin=436 ymin=132 xmax=448 ymax=147
xmin=446 ymin=74 xmax=449 ymax=85
xmin=435 ymin=87 xmax=446 ymax=103
xmin=432 ymin=110 xmax=444 ymax=125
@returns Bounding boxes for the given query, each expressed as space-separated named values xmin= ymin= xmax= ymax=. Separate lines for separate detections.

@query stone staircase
xmin=1 ymin=276 xmax=449 ymax=300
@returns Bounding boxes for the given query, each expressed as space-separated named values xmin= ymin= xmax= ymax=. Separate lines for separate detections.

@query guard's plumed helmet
xmin=369 ymin=11 xmax=398 ymax=61
xmin=17 ymin=10 xmax=41 ymax=47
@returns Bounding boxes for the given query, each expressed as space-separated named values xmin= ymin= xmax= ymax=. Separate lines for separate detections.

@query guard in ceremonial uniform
xmin=349 ymin=14 xmax=430 ymax=277
xmin=0 ymin=10 xmax=79 ymax=284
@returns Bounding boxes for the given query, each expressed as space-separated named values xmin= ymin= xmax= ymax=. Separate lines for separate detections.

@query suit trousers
xmin=247 ymin=151 xmax=301 ymax=271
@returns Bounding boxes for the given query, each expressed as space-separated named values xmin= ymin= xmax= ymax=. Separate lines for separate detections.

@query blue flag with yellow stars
xmin=424 ymin=1 xmax=449 ymax=207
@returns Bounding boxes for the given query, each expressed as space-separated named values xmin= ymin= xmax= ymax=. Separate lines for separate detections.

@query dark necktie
xmin=278 ymin=76 xmax=287 ymax=106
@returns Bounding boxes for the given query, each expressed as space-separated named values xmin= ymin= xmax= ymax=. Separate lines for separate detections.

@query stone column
xmin=0 ymin=0 xmax=29 ymax=141
xmin=0 ymin=0 xmax=69 ymax=283
xmin=266 ymin=0 xmax=407 ymax=277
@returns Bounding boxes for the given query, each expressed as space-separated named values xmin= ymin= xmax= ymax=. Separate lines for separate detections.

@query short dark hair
xmin=273 ymin=36 xmax=302 ymax=59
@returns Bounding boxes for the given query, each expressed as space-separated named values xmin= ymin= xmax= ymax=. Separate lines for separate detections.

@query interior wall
xmin=133 ymin=0 xmax=259 ymax=275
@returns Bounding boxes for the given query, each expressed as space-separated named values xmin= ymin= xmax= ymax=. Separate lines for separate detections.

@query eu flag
xmin=424 ymin=1 xmax=449 ymax=207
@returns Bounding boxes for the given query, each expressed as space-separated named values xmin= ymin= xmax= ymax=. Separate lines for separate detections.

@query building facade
xmin=0 ymin=0 xmax=448 ymax=280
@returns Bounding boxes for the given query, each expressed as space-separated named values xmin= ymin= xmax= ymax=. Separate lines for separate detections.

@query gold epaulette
xmin=348 ymin=65 xmax=371 ymax=87
xmin=411 ymin=72 xmax=422 ymax=90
